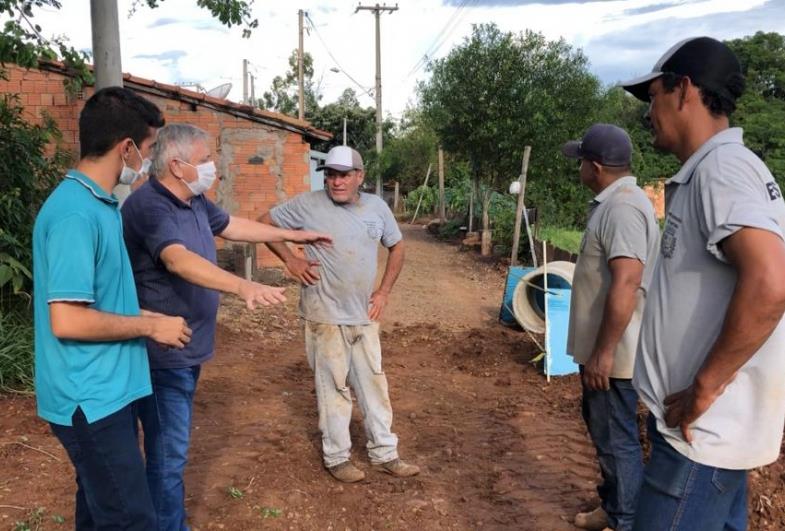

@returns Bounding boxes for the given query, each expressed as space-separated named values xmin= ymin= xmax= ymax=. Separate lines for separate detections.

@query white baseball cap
xmin=316 ymin=146 xmax=364 ymax=172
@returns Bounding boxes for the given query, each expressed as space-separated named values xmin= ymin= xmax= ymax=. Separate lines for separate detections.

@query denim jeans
xmin=580 ymin=367 xmax=643 ymax=531
xmin=138 ymin=366 xmax=201 ymax=531
xmin=633 ymin=414 xmax=747 ymax=531
xmin=50 ymin=402 xmax=156 ymax=531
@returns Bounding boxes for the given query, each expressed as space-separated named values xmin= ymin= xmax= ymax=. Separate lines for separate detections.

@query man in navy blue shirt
xmin=122 ymin=123 xmax=331 ymax=531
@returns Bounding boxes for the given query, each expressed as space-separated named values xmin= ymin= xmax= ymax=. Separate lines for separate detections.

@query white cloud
xmin=8 ymin=0 xmax=784 ymax=118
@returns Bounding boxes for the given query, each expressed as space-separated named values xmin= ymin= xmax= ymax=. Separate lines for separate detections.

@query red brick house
xmin=0 ymin=62 xmax=331 ymax=269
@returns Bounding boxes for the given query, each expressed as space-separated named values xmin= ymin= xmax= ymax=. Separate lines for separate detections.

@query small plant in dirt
xmin=255 ymin=506 xmax=282 ymax=519
xmin=13 ymin=507 xmax=46 ymax=531
xmin=227 ymin=486 xmax=244 ymax=499
xmin=51 ymin=514 xmax=65 ymax=525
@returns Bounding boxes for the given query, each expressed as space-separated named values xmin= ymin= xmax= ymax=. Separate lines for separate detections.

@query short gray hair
xmin=150 ymin=124 xmax=210 ymax=178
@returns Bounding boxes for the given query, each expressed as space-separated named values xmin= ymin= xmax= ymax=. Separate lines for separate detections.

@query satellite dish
xmin=206 ymin=83 xmax=232 ymax=99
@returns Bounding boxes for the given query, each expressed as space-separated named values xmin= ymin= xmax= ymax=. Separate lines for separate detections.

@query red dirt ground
xmin=1 ymin=224 xmax=784 ymax=530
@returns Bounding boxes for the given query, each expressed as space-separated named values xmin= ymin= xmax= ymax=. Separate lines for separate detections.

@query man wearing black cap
xmin=622 ymin=37 xmax=785 ymax=530
xmin=563 ymin=124 xmax=660 ymax=531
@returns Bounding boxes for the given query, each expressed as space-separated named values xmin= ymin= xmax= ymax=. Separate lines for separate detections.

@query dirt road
xmin=2 ymin=224 xmax=783 ymax=530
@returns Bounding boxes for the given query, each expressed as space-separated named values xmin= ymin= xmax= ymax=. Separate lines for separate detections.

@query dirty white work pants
xmin=304 ymin=320 xmax=399 ymax=468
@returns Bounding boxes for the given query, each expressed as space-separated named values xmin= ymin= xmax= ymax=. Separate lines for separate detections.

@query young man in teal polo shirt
xmin=33 ymin=87 xmax=192 ymax=530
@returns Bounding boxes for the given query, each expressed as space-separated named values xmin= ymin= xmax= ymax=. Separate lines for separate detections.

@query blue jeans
xmin=633 ymin=414 xmax=747 ymax=531
xmin=580 ymin=367 xmax=643 ymax=531
xmin=138 ymin=366 xmax=201 ymax=531
xmin=50 ymin=402 xmax=156 ymax=530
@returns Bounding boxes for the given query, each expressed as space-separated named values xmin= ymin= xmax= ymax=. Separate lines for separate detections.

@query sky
xmin=18 ymin=0 xmax=785 ymax=120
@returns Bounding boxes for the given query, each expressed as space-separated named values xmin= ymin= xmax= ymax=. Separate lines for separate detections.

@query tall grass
xmin=538 ymin=226 xmax=583 ymax=255
xmin=0 ymin=305 xmax=35 ymax=392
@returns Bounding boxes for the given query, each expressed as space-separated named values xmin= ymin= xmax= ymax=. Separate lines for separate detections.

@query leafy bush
xmin=0 ymin=93 xmax=69 ymax=302
xmin=0 ymin=91 xmax=69 ymax=392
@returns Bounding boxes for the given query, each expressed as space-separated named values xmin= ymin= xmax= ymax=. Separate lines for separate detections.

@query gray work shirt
xmin=567 ymin=177 xmax=660 ymax=379
xmin=270 ymin=190 xmax=402 ymax=325
xmin=635 ymin=128 xmax=785 ymax=469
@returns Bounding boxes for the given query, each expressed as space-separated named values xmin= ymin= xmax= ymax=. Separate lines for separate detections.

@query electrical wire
xmin=304 ymin=12 xmax=374 ymax=99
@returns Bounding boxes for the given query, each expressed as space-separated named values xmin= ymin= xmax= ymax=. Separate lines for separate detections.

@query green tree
xmin=261 ymin=50 xmax=321 ymax=117
xmin=419 ymin=23 xmax=604 ymax=234
xmin=727 ymin=32 xmax=785 ymax=185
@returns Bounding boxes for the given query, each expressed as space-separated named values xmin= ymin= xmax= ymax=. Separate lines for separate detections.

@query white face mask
xmin=178 ymin=160 xmax=217 ymax=196
xmin=118 ymin=141 xmax=148 ymax=185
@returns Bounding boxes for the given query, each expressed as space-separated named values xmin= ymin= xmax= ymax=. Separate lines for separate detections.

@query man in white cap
xmin=621 ymin=37 xmax=785 ymax=530
xmin=259 ymin=145 xmax=419 ymax=483
xmin=563 ymin=123 xmax=660 ymax=531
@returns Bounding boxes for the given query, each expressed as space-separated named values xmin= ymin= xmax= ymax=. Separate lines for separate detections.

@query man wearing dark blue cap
xmin=563 ymin=124 xmax=660 ymax=531
xmin=622 ymin=37 xmax=785 ymax=530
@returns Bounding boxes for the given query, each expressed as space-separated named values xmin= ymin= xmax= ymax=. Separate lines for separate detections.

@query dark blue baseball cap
xmin=562 ymin=123 xmax=632 ymax=167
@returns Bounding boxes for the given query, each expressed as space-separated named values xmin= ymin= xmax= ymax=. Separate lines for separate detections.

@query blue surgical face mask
xmin=178 ymin=160 xmax=217 ymax=196
xmin=118 ymin=141 xmax=148 ymax=185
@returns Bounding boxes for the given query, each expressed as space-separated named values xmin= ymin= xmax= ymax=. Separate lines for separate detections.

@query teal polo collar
xmin=64 ymin=170 xmax=118 ymax=205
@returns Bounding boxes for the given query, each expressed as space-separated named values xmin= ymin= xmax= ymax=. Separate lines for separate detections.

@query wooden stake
xmin=438 ymin=147 xmax=446 ymax=220
xmin=410 ymin=163 xmax=432 ymax=224
xmin=511 ymin=146 xmax=531 ymax=266
xmin=543 ymin=239 xmax=550 ymax=383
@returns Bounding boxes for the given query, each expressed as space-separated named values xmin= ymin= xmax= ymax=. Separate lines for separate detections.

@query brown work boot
xmin=327 ymin=461 xmax=365 ymax=483
xmin=378 ymin=458 xmax=421 ymax=477
xmin=574 ymin=506 xmax=609 ymax=530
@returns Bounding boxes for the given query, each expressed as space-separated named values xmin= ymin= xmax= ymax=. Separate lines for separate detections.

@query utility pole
xmin=298 ymin=9 xmax=305 ymax=120
xmin=343 ymin=117 xmax=347 ymax=146
xmin=90 ymin=0 xmax=122 ymax=90
xmin=90 ymin=0 xmax=127 ymax=201
xmin=242 ymin=59 xmax=249 ymax=104
xmin=355 ymin=3 xmax=398 ymax=196
xmin=250 ymin=74 xmax=255 ymax=105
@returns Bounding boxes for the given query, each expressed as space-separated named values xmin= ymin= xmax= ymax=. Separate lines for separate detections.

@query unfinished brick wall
xmin=0 ymin=64 xmax=314 ymax=268
xmin=644 ymin=181 xmax=665 ymax=219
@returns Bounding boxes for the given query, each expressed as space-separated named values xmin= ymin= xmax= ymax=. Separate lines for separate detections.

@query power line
xmin=406 ymin=0 xmax=475 ymax=80
xmin=304 ymin=12 xmax=374 ymax=99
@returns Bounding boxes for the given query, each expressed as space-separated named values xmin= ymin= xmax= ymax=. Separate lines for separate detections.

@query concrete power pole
xmin=250 ymin=74 xmax=256 ymax=105
xmin=242 ymin=59 xmax=249 ymax=104
xmin=355 ymin=3 xmax=398 ymax=196
xmin=298 ymin=9 xmax=305 ymax=120
xmin=90 ymin=0 xmax=127 ymax=201
xmin=90 ymin=0 xmax=123 ymax=90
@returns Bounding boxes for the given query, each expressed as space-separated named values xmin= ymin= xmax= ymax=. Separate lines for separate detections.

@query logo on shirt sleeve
xmin=766 ymin=181 xmax=782 ymax=201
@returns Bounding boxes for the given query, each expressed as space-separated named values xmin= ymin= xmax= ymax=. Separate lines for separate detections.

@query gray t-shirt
xmin=635 ymin=128 xmax=785 ymax=469
xmin=567 ymin=177 xmax=660 ymax=379
xmin=270 ymin=190 xmax=402 ymax=325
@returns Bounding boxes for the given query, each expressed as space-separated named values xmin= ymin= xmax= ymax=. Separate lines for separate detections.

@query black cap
xmin=562 ymin=123 xmax=632 ymax=167
xmin=620 ymin=36 xmax=742 ymax=102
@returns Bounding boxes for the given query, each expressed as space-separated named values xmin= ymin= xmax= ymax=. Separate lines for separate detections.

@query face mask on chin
xmin=118 ymin=141 xmax=148 ymax=185
xmin=177 ymin=160 xmax=217 ymax=196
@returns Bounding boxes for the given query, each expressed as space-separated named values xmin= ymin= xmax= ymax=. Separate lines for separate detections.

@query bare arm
xmin=257 ymin=211 xmax=322 ymax=285
xmin=221 ymin=216 xmax=331 ymax=246
xmin=369 ymin=241 xmax=406 ymax=321
xmin=583 ymin=257 xmax=644 ymax=391
xmin=50 ymin=302 xmax=191 ymax=348
xmin=665 ymin=227 xmax=785 ymax=442
xmin=159 ymin=244 xmax=286 ymax=308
